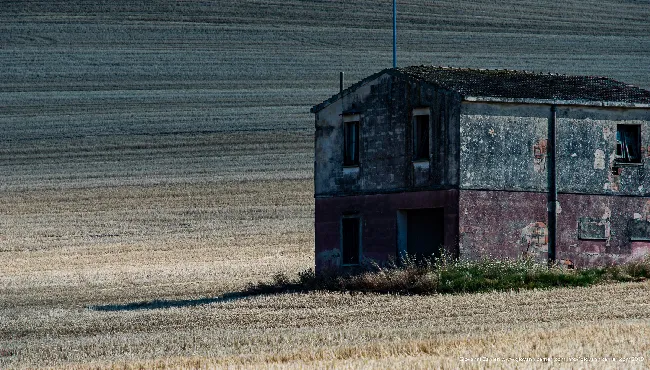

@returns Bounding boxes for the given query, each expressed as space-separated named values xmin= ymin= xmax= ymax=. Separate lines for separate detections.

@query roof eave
xmin=463 ymin=96 xmax=650 ymax=108
xmin=310 ymin=68 xmax=406 ymax=114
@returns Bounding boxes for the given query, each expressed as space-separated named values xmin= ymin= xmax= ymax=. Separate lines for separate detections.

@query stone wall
xmin=315 ymin=190 xmax=458 ymax=271
xmin=314 ymin=73 xmax=461 ymax=197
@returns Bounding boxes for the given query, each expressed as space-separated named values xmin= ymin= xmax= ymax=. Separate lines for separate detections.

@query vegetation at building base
xmin=245 ymin=255 xmax=650 ymax=297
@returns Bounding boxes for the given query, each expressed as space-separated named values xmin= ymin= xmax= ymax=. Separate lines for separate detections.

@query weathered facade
xmin=311 ymin=66 xmax=650 ymax=271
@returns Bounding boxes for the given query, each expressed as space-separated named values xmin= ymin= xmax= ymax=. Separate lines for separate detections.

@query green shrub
xmin=242 ymin=254 xmax=650 ymax=297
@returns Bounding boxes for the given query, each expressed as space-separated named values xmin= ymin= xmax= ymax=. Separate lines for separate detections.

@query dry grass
xmin=2 ymin=0 xmax=650 ymax=368
xmin=2 ymin=175 xmax=649 ymax=369
xmin=2 ymin=284 xmax=649 ymax=369
xmin=0 ymin=177 xmax=314 ymax=308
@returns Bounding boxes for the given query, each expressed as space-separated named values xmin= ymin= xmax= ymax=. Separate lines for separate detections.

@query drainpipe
xmin=393 ymin=0 xmax=397 ymax=68
xmin=547 ymin=105 xmax=557 ymax=266
xmin=340 ymin=71 xmax=344 ymax=94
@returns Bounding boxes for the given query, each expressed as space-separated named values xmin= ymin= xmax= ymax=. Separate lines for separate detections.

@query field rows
xmin=2 ymin=0 xmax=650 ymax=368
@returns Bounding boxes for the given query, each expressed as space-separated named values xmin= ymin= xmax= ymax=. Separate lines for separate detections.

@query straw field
xmin=1 ymin=0 xmax=650 ymax=368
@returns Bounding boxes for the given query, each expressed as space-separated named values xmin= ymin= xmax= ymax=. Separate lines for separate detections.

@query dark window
xmin=341 ymin=216 xmax=360 ymax=265
xmin=615 ymin=125 xmax=641 ymax=164
xmin=578 ymin=217 xmax=607 ymax=240
xmin=344 ymin=121 xmax=359 ymax=166
xmin=413 ymin=114 xmax=430 ymax=160
xmin=629 ymin=219 xmax=650 ymax=241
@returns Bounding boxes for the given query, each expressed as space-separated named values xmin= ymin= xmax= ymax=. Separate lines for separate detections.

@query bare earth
xmin=1 ymin=1 xmax=650 ymax=368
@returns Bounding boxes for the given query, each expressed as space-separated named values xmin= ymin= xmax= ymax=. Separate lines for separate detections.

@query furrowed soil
xmin=1 ymin=1 xmax=649 ymax=368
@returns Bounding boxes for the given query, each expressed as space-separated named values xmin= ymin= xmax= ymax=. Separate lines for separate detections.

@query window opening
xmin=615 ymin=124 xmax=641 ymax=164
xmin=341 ymin=216 xmax=361 ymax=265
xmin=413 ymin=114 xmax=430 ymax=161
xmin=344 ymin=121 xmax=360 ymax=166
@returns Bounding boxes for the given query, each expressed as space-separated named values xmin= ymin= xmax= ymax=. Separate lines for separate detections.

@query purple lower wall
xmin=557 ymin=194 xmax=650 ymax=266
xmin=315 ymin=190 xmax=459 ymax=271
xmin=458 ymin=190 xmax=548 ymax=261
xmin=317 ymin=189 xmax=650 ymax=271
xmin=459 ymin=190 xmax=650 ymax=267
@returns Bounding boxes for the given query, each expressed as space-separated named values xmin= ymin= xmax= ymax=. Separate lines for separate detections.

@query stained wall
xmin=315 ymin=190 xmax=459 ymax=271
xmin=459 ymin=102 xmax=650 ymax=265
xmin=314 ymin=72 xmax=461 ymax=198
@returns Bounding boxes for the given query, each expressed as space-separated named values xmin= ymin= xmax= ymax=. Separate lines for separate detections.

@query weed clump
xmin=245 ymin=254 xmax=650 ymax=296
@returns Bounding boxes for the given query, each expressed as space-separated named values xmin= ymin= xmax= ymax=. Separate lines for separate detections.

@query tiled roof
xmin=311 ymin=66 xmax=650 ymax=113
xmin=398 ymin=65 xmax=650 ymax=104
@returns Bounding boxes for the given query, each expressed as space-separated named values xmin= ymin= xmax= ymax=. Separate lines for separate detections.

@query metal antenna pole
xmin=393 ymin=0 xmax=397 ymax=68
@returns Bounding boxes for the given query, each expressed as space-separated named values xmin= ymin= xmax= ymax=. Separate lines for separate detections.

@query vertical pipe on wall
xmin=547 ymin=105 xmax=557 ymax=266
xmin=340 ymin=71 xmax=344 ymax=94
xmin=393 ymin=0 xmax=397 ymax=68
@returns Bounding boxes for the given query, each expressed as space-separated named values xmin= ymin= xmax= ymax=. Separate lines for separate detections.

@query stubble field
xmin=1 ymin=1 xmax=650 ymax=368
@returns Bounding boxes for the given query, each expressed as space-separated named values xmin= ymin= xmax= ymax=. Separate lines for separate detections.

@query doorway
xmin=397 ymin=208 xmax=444 ymax=262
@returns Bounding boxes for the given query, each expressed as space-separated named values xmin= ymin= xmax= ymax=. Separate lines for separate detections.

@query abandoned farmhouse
xmin=311 ymin=65 xmax=650 ymax=270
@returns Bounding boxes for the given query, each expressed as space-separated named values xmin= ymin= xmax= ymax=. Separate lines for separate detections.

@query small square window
xmin=578 ymin=217 xmax=607 ymax=240
xmin=344 ymin=120 xmax=360 ymax=166
xmin=341 ymin=215 xmax=361 ymax=265
xmin=615 ymin=124 xmax=641 ymax=164
xmin=413 ymin=113 xmax=430 ymax=161
xmin=629 ymin=219 xmax=650 ymax=241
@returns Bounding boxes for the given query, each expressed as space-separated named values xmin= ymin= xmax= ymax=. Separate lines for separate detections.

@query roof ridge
xmin=400 ymin=64 xmax=576 ymax=77
xmin=312 ymin=66 xmax=650 ymax=113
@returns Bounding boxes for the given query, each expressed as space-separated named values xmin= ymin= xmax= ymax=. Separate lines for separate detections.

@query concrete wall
xmin=557 ymin=106 xmax=650 ymax=195
xmin=459 ymin=190 xmax=650 ymax=266
xmin=557 ymin=193 xmax=650 ymax=266
xmin=459 ymin=102 xmax=650 ymax=265
xmin=314 ymin=73 xmax=461 ymax=197
xmin=460 ymin=102 xmax=650 ymax=194
xmin=315 ymin=190 xmax=458 ymax=271
xmin=459 ymin=190 xmax=548 ymax=262
xmin=460 ymin=102 xmax=549 ymax=191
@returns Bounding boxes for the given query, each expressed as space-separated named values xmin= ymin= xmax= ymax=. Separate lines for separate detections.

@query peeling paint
xmin=593 ymin=149 xmax=605 ymax=170
xmin=521 ymin=221 xmax=548 ymax=260
xmin=604 ymin=151 xmax=621 ymax=191
xmin=533 ymin=139 xmax=547 ymax=173
xmin=643 ymin=200 xmax=650 ymax=221
xmin=601 ymin=206 xmax=612 ymax=246
xmin=603 ymin=126 xmax=613 ymax=140
xmin=641 ymin=145 xmax=650 ymax=158
xmin=557 ymin=259 xmax=575 ymax=269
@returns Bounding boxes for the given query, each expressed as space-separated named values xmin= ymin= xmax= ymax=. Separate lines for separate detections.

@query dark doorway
xmin=397 ymin=208 xmax=444 ymax=262
xmin=341 ymin=216 xmax=361 ymax=265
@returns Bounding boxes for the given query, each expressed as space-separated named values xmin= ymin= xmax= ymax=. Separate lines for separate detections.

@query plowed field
xmin=1 ymin=1 xmax=649 ymax=368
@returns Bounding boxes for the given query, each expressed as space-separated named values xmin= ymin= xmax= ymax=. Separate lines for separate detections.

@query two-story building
xmin=311 ymin=66 xmax=650 ymax=270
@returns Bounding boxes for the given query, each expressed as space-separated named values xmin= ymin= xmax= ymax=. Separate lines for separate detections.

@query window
xmin=413 ymin=110 xmax=430 ymax=161
xmin=343 ymin=119 xmax=360 ymax=166
xmin=629 ymin=219 xmax=650 ymax=241
xmin=615 ymin=124 xmax=641 ymax=164
xmin=341 ymin=215 xmax=361 ymax=265
xmin=578 ymin=217 xmax=608 ymax=240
